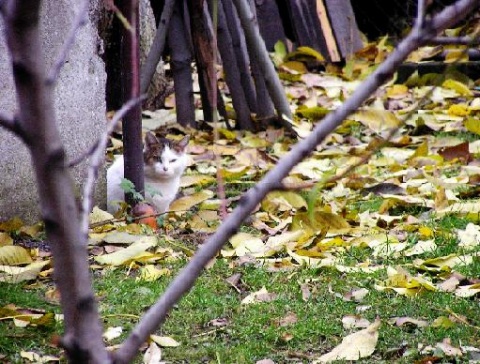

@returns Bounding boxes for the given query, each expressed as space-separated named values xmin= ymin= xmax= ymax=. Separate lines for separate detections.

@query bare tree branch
xmin=429 ymin=0 xmax=479 ymax=34
xmin=2 ymin=1 xmax=109 ymax=362
xmin=47 ymin=0 xmax=90 ymax=84
xmin=417 ymin=0 xmax=427 ymax=29
xmin=79 ymin=95 xmax=146 ymax=237
xmin=112 ymin=0 xmax=480 ymax=361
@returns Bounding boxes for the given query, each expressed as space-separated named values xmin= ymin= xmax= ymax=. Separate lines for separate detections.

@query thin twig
xmin=68 ymin=141 xmax=100 ymax=167
xmin=0 ymin=111 xmax=29 ymax=143
xmin=47 ymin=0 xmax=90 ymax=84
xmin=79 ymin=95 xmax=146 ymax=237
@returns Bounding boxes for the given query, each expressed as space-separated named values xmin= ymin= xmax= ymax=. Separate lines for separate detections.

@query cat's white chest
xmin=144 ymin=177 xmax=180 ymax=214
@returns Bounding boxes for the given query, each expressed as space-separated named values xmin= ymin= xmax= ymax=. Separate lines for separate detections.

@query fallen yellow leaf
xmin=313 ymin=319 xmax=381 ymax=362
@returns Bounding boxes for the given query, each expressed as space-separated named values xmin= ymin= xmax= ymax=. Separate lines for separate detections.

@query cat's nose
xmin=163 ymin=166 xmax=168 ymax=171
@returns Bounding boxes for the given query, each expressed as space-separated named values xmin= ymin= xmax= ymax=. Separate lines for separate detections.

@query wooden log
xmin=246 ymin=0 xmax=274 ymax=119
xmin=189 ymin=0 xmax=216 ymax=121
xmin=316 ymin=0 xmax=340 ymax=61
xmin=270 ymin=0 xmax=363 ymax=61
xmin=223 ymin=0 xmax=258 ymax=113
xmin=255 ymin=0 xmax=287 ymax=50
xmin=217 ymin=2 xmax=253 ymax=129
xmin=168 ymin=0 xmax=196 ymax=126
xmin=284 ymin=0 xmax=330 ymax=58
xmin=234 ymin=0 xmax=289 ymax=119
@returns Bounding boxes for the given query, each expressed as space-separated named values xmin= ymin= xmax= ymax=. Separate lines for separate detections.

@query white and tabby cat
xmin=107 ymin=132 xmax=189 ymax=214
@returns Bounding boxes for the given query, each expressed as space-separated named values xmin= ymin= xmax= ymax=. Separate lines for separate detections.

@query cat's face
xmin=143 ymin=132 xmax=189 ymax=180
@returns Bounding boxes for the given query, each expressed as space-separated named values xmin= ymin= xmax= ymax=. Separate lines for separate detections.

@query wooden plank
xmin=325 ymin=0 xmax=363 ymax=56
xmin=286 ymin=0 xmax=330 ymax=59
xmin=316 ymin=0 xmax=341 ymax=61
xmin=255 ymin=0 xmax=287 ymax=51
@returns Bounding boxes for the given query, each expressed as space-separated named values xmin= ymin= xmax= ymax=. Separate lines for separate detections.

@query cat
xmin=107 ymin=132 xmax=189 ymax=214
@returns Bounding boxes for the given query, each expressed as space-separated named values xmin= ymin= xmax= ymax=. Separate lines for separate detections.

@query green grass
xmin=2 ymin=208 xmax=480 ymax=363
xmin=434 ymin=130 xmax=479 ymax=143
xmin=0 ymin=283 xmax=62 ymax=363
xmin=2 ymin=252 xmax=480 ymax=363
xmin=351 ymin=195 xmax=384 ymax=213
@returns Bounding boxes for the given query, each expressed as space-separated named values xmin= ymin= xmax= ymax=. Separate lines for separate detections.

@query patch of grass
xmin=224 ymin=180 xmax=255 ymax=199
xmin=2 ymin=255 xmax=480 ymax=363
xmin=239 ymin=224 xmax=262 ymax=235
xmin=339 ymin=246 xmax=372 ymax=266
xmin=93 ymin=260 xmax=480 ymax=362
xmin=456 ymin=255 xmax=480 ymax=277
xmin=435 ymin=130 xmax=479 ymax=143
xmin=433 ymin=214 xmax=469 ymax=230
xmin=0 ymin=283 xmax=62 ymax=362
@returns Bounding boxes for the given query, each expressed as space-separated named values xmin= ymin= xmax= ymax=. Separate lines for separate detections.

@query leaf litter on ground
xmin=2 ymin=31 xmax=480 ymax=362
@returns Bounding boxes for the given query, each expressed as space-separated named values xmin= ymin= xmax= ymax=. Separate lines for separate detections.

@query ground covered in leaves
xmin=2 ymin=38 xmax=480 ymax=363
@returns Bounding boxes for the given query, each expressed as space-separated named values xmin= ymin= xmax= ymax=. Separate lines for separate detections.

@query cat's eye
xmin=170 ymin=158 xmax=177 ymax=163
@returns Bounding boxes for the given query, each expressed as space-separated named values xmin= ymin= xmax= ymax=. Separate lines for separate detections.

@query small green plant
xmin=119 ymin=178 xmax=144 ymax=202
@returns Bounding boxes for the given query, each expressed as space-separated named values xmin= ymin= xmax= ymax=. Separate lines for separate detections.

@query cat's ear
xmin=145 ymin=132 xmax=159 ymax=147
xmin=175 ymin=135 xmax=190 ymax=151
